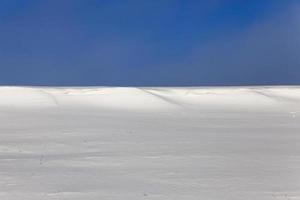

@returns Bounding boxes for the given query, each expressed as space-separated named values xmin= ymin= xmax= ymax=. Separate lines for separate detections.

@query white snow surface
xmin=0 ymin=86 xmax=300 ymax=200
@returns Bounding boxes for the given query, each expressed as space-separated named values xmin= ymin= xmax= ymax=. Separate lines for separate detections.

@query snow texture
xmin=0 ymin=86 xmax=300 ymax=200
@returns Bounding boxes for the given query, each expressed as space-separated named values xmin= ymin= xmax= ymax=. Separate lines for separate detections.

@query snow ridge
xmin=0 ymin=86 xmax=299 ymax=110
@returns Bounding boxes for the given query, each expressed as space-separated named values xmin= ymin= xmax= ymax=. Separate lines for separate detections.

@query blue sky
xmin=0 ymin=0 xmax=299 ymax=86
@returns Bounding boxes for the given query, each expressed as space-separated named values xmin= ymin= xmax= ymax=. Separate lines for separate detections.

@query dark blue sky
xmin=0 ymin=0 xmax=299 ymax=86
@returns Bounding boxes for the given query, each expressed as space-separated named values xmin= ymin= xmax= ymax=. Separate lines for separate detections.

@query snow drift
xmin=0 ymin=86 xmax=299 ymax=200
xmin=0 ymin=86 xmax=300 ymax=110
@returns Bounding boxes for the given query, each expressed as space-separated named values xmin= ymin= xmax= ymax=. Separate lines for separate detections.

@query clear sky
xmin=0 ymin=0 xmax=299 ymax=86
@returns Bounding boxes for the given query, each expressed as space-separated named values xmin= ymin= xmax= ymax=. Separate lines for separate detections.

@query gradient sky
xmin=0 ymin=0 xmax=299 ymax=86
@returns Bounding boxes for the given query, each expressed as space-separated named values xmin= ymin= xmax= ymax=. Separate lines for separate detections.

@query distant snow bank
xmin=0 ymin=86 xmax=299 ymax=110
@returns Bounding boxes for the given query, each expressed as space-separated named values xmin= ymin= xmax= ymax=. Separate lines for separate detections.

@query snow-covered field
xmin=0 ymin=86 xmax=300 ymax=200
